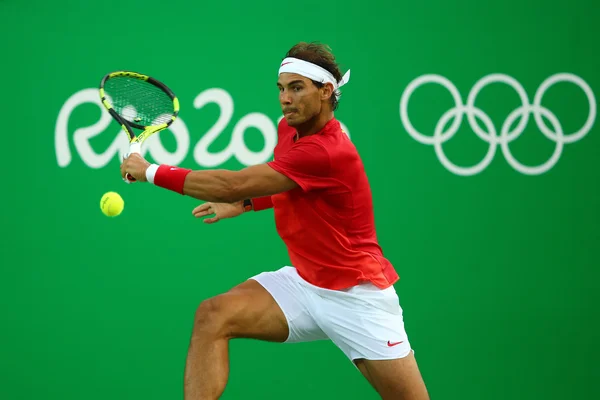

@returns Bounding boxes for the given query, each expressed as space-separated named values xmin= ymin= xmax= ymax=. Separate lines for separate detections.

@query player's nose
xmin=279 ymin=91 xmax=292 ymax=104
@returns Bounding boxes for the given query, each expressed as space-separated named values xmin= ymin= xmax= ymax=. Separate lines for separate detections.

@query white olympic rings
xmin=400 ymin=73 xmax=596 ymax=175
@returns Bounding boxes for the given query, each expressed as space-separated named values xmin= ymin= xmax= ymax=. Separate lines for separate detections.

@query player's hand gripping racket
xmin=99 ymin=71 xmax=179 ymax=183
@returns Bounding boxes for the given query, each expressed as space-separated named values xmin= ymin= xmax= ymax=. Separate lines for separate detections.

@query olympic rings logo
xmin=400 ymin=74 xmax=596 ymax=175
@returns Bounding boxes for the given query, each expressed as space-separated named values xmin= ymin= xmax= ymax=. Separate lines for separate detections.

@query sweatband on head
xmin=278 ymin=57 xmax=351 ymax=99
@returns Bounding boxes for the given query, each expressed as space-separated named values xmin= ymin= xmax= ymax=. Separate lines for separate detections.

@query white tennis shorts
xmin=249 ymin=266 xmax=412 ymax=362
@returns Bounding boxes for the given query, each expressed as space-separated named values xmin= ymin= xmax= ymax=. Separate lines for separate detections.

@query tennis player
xmin=121 ymin=42 xmax=429 ymax=400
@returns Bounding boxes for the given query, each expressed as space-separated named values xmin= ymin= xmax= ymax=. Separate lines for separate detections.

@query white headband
xmin=278 ymin=57 xmax=351 ymax=99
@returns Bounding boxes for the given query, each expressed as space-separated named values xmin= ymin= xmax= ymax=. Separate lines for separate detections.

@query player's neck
xmin=296 ymin=110 xmax=334 ymax=138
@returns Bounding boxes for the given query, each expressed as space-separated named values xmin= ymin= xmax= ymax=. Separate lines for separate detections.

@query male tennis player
xmin=121 ymin=42 xmax=429 ymax=400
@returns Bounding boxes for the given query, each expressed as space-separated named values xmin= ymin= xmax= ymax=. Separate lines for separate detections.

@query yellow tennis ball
xmin=100 ymin=192 xmax=124 ymax=217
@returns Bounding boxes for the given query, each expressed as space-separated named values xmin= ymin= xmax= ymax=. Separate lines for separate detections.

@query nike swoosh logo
xmin=281 ymin=62 xmax=292 ymax=66
xmin=387 ymin=341 xmax=404 ymax=347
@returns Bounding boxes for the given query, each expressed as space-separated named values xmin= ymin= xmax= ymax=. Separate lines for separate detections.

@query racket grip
xmin=124 ymin=173 xmax=136 ymax=183
xmin=129 ymin=142 xmax=141 ymax=154
xmin=123 ymin=142 xmax=142 ymax=184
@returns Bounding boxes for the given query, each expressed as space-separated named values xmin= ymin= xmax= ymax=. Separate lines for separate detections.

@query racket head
xmin=99 ymin=71 xmax=180 ymax=144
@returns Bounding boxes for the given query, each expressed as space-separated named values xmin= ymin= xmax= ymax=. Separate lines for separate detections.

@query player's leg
xmin=354 ymin=354 xmax=429 ymax=400
xmin=311 ymin=282 xmax=429 ymax=400
xmin=184 ymin=266 xmax=326 ymax=400
xmin=184 ymin=279 xmax=288 ymax=400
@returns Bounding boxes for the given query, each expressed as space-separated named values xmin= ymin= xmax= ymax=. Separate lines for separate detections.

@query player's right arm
xmin=192 ymin=196 xmax=273 ymax=224
xmin=192 ymin=201 xmax=244 ymax=224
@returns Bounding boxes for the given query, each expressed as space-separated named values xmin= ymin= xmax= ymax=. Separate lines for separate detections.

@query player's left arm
xmin=121 ymin=139 xmax=328 ymax=201
xmin=181 ymin=139 xmax=331 ymax=202
xmin=182 ymin=164 xmax=298 ymax=203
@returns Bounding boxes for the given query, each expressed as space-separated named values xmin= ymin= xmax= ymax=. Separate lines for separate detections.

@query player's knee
xmin=192 ymin=296 xmax=236 ymax=339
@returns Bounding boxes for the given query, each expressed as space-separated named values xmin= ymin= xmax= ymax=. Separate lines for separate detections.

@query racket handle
xmin=123 ymin=142 xmax=142 ymax=184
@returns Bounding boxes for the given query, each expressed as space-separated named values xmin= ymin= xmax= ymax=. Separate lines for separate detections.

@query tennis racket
xmin=99 ymin=71 xmax=179 ymax=183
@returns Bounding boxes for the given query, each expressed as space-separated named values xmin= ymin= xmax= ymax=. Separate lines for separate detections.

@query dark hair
xmin=284 ymin=42 xmax=343 ymax=111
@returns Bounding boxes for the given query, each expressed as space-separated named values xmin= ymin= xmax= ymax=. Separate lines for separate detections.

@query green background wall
xmin=1 ymin=0 xmax=598 ymax=398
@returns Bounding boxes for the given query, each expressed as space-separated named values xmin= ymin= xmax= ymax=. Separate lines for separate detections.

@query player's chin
xmin=284 ymin=114 xmax=303 ymax=126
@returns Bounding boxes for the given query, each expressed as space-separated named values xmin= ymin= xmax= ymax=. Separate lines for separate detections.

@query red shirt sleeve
xmin=267 ymin=139 xmax=331 ymax=192
xmin=251 ymin=196 xmax=273 ymax=211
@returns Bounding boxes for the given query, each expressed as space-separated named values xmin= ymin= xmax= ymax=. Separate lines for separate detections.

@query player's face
xmin=277 ymin=73 xmax=322 ymax=126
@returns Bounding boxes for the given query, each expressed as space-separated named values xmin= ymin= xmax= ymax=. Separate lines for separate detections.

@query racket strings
xmin=104 ymin=77 xmax=174 ymax=126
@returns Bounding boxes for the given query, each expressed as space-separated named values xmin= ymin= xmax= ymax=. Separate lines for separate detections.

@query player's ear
xmin=320 ymin=82 xmax=334 ymax=101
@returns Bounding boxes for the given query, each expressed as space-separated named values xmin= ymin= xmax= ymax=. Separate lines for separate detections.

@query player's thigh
xmin=313 ymin=283 xmax=427 ymax=398
xmin=250 ymin=267 xmax=328 ymax=344
xmin=195 ymin=279 xmax=289 ymax=342
xmin=354 ymin=353 xmax=429 ymax=400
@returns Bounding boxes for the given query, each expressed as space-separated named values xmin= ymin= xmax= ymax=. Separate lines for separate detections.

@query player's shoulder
xmin=278 ymin=117 xmax=355 ymax=156
xmin=319 ymin=120 xmax=356 ymax=151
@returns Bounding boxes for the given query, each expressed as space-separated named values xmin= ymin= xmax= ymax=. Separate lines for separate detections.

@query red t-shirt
xmin=259 ymin=117 xmax=399 ymax=290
